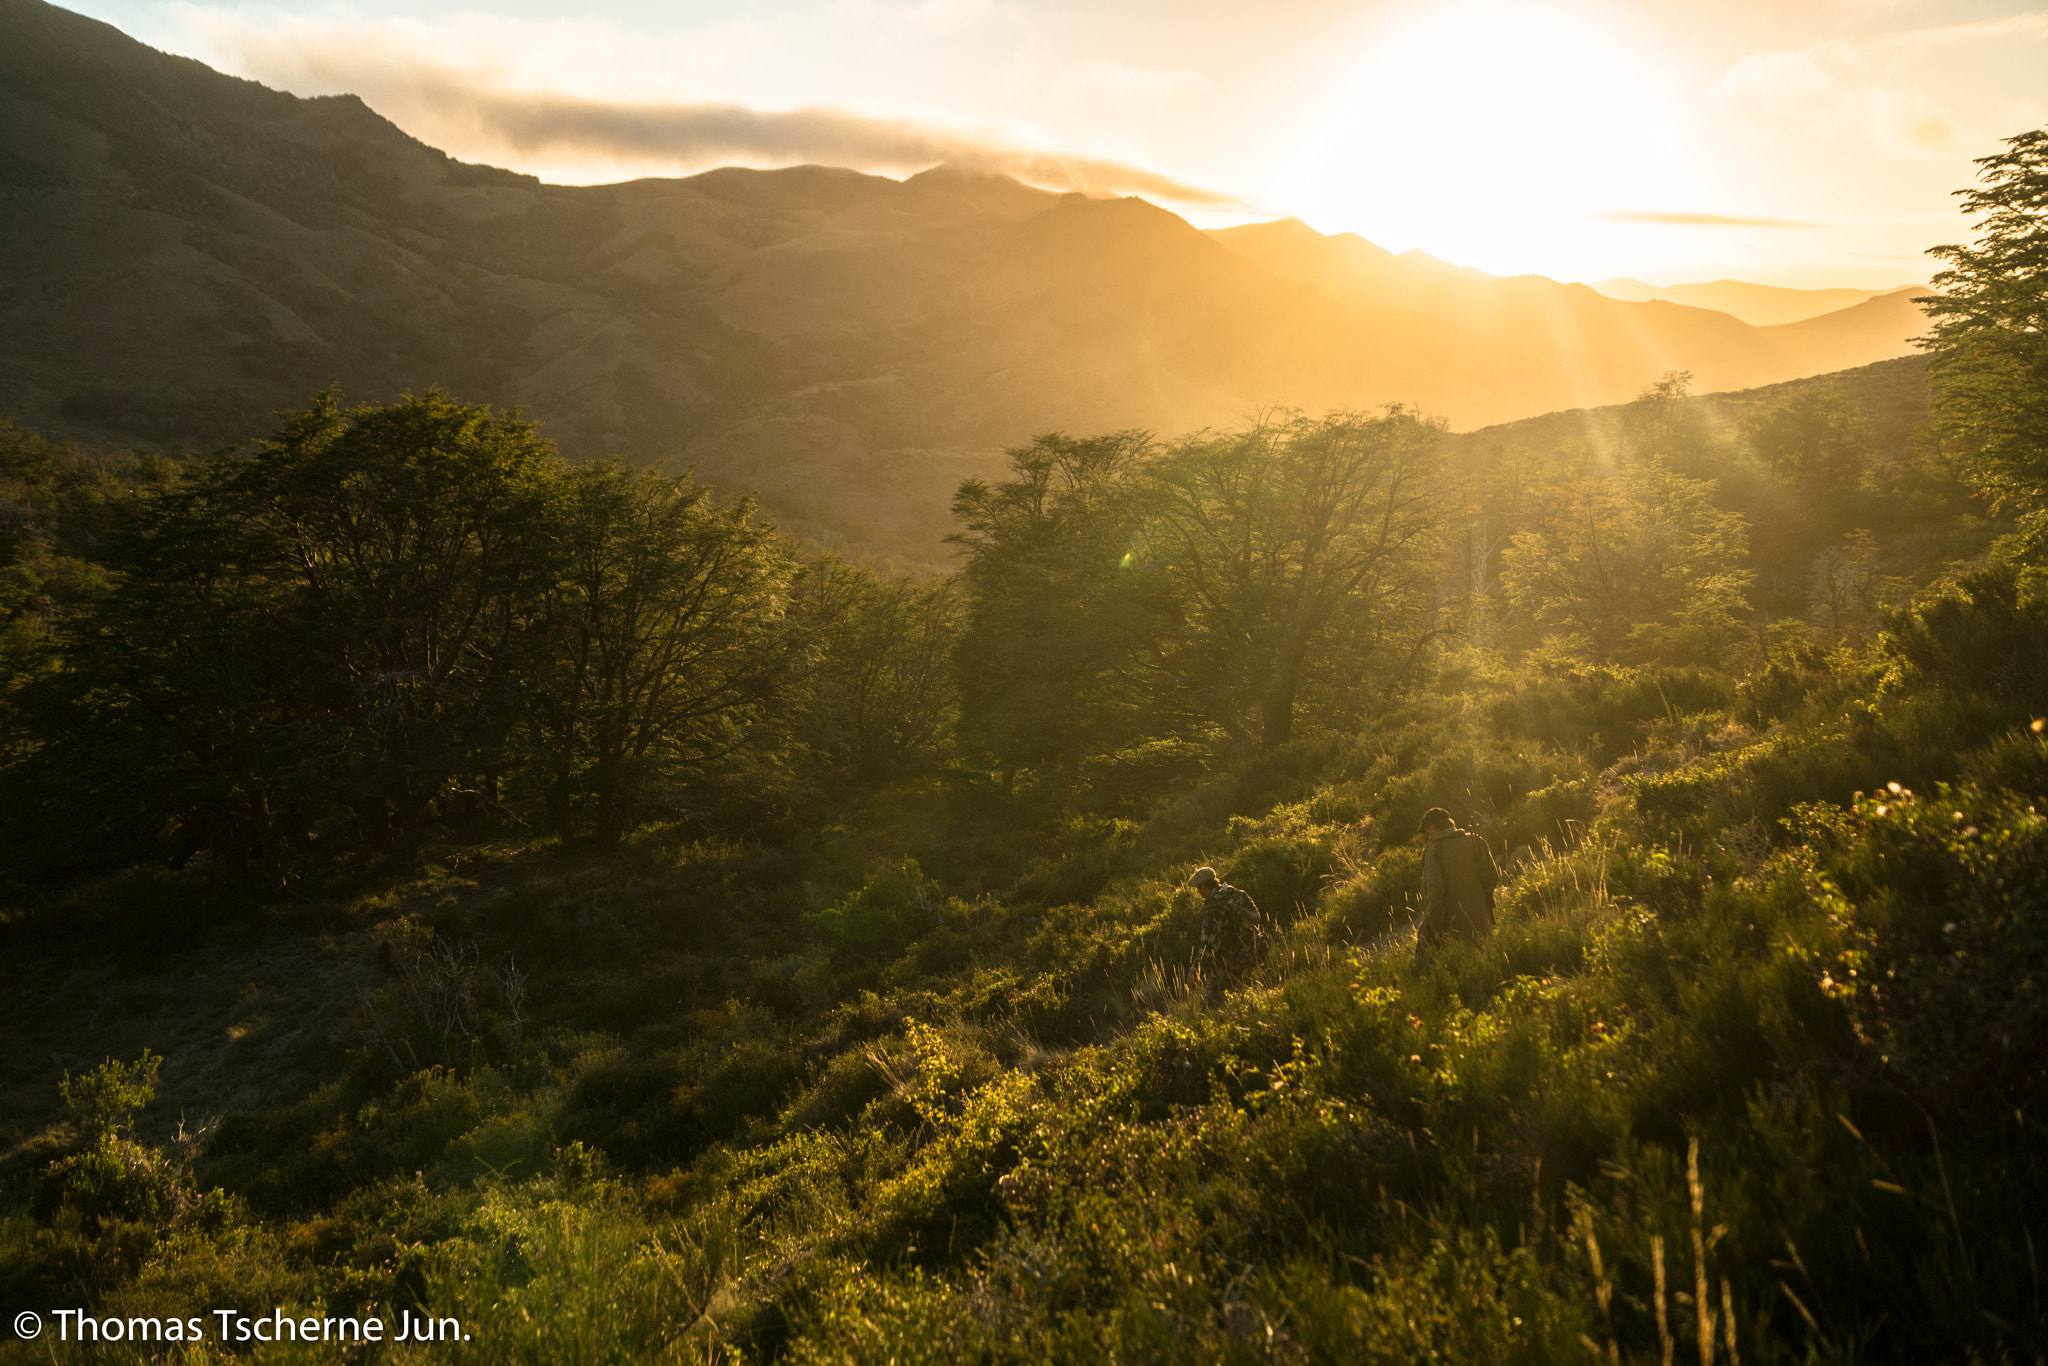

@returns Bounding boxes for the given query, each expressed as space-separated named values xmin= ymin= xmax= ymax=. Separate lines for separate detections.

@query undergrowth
xmin=4 ymin=574 xmax=2048 ymax=1365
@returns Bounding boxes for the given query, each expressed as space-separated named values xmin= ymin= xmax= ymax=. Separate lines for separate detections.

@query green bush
xmin=59 ymin=1050 xmax=160 ymax=1140
xmin=34 ymin=1139 xmax=211 ymax=1235
xmin=814 ymin=859 xmax=938 ymax=949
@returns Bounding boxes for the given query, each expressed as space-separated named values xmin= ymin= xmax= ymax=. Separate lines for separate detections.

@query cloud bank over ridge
xmin=182 ymin=9 xmax=1235 ymax=202
xmin=442 ymin=80 xmax=1239 ymax=203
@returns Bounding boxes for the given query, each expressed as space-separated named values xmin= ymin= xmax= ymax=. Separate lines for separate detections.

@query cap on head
xmin=1189 ymin=866 xmax=1219 ymax=888
xmin=1419 ymin=807 xmax=1455 ymax=837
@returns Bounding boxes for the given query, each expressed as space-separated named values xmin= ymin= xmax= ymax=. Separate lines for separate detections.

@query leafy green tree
xmin=951 ymin=415 xmax=1444 ymax=769
xmin=4 ymin=391 xmax=823 ymax=871
xmin=15 ymin=391 xmax=562 ymax=873
xmin=1137 ymin=408 xmax=1444 ymax=747
xmin=1501 ymin=458 xmax=1753 ymax=665
xmin=218 ymin=390 xmax=562 ymax=860
xmin=1921 ymin=126 xmax=2048 ymax=519
xmin=60 ymin=1050 xmax=161 ymax=1140
xmin=526 ymin=462 xmax=795 ymax=844
xmin=0 ymin=420 xmax=172 ymax=734
xmin=5 ymin=473 xmax=318 ymax=876
xmin=948 ymin=432 xmax=1161 ymax=777
xmin=1746 ymin=384 xmax=1875 ymax=488
xmin=792 ymin=558 xmax=961 ymax=781
xmin=1807 ymin=529 xmax=1905 ymax=640
xmin=1622 ymin=370 xmax=1714 ymax=467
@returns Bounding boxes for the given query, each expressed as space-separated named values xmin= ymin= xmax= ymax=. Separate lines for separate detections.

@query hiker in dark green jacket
xmin=1416 ymin=807 xmax=1499 ymax=950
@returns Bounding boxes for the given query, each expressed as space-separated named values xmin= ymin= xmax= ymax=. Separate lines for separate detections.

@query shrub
xmin=58 ymin=1050 xmax=160 ymax=1140
xmin=814 ymin=859 xmax=938 ymax=949
xmin=36 ymin=1139 xmax=192 ymax=1234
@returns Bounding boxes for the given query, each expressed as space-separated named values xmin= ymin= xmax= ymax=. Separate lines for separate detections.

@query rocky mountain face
xmin=0 ymin=0 xmax=1931 ymax=559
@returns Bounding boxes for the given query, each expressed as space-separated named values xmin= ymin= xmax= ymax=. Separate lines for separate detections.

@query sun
xmin=1275 ymin=2 xmax=1693 ymax=278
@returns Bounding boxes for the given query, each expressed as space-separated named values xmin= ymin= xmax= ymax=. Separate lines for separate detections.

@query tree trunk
xmin=1259 ymin=655 xmax=1301 ymax=749
xmin=588 ymin=752 xmax=623 ymax=848
xmin=594 ymin=799 xmax=624 ymax=850
xmin=354 ymin=797 xmax=392 ymax=859
xmin=543 ymin=775 xmax=575 ymax=837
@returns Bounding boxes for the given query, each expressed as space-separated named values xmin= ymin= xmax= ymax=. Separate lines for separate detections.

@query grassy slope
xmin=3 ymin=367 xmax=2046 ymax=1363
xmin=6 ymin=614 xmax=2046 ymax=1364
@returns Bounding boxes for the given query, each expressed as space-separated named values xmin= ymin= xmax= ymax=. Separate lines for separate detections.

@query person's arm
xmin=1475 ymin=834 xmax=1499 ymax=904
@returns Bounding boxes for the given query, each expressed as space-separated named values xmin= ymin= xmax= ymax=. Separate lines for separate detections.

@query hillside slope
xmin=0 ymin=354 xmax=2041 ymax=1363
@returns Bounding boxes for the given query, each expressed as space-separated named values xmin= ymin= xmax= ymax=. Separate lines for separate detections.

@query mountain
xmin=0 ymin=0 xmax=1936 ymax=561
xmin=1587 ymin=277 xmax=1913 ymax=326
xmin=1207 ymin=219 xmax=1928 ymax=406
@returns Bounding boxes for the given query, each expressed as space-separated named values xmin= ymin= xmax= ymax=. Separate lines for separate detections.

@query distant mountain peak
xmin=905 ymin=162 xmax=1026 ymax=189
xmin=1586 ymin=276 xmax=1917 ymax=326
xmin=1248 ymin=216 xmax=1331 ymax=242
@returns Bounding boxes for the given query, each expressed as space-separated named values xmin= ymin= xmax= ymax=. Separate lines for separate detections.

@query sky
xmin=60 ymin=0 xmax=2048 ymax=287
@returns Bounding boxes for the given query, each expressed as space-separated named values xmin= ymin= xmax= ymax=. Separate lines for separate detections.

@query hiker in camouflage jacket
xmin=1190 ymin=866 xmax=1263 ymax=986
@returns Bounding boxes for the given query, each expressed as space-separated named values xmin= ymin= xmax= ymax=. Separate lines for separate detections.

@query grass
xmin=6 ymin=570 xmax=2048 ymax=1364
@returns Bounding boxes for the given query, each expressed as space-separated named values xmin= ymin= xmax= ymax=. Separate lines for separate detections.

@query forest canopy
xmin=0 ymin=400 xmax=1461 ymax=882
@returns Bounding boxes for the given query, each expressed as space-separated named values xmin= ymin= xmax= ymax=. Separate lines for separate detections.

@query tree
xmin=60 ymin=1050 xmax=161 ymax=1140
xmin=5 ymin=451 xmax=331 ymax=878
xmin=3 ymin=388 xmax=820 ymax=874
xmin=949 ymin=415 xmax=1445 ymax=767
xmin=102 ymin=516 xmax=307 ymax=873
xmin=1136 ymin=408 xmax=1444 ymax=748
xmin=1807 ymin=529 xmax=1904 ymax=641
xmin=1500 ymin=458 xmax=1753 ymax=665
xmin=1746 ymin=385 xmax=1875 ymax=489
xmin=1622 ymin=371 xmax=1714 ymax=467
xmin=526 ymin=462 xmax=794 ymax=844
xmin=948 ymin=432 xmax=1161 ymax=776
xmin=792 ymin=559 xmax=961 ymax=781
xmin=20 ymin=390 xmax=562 ymax=872
xmin=1920 ymin=126 xmax=2048 ymax=517
xmin=0 ymin=421 xmax=170 ymax=759
xmin=222 ymin=390 xmax=563 ymax=860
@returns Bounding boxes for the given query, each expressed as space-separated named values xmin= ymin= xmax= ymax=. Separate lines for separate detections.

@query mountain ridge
xmin=0 ymin=0 xmax=1935 ymax=560
xmin=1588 ymin=276 xmax=1918 ymax=325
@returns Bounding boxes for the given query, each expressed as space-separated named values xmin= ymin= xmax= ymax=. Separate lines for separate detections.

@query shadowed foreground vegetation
xmin=3 ymin=130 xmax=2048 ymax=1365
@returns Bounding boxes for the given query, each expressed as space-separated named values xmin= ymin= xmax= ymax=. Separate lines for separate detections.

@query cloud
xmin=904 ymin=0 xmax=1021 ymax=33
xmin=1058 ymin=61 xmax=1210 ymax=100
xmin=1717 ymin=41 xmax=1958 ymax=151
xmin=178 ymin=10 xmax=1234 ymax=204
xmin=440 ymin=78 xmax=1239 ymax=202
xmin=175 ymin=5 xmax=777 ymax=106
xmin=1715 ymin=13 xmax=2048 ymax=157
xmin=1591 ymin=210 xmax=1816 ymax=228
xmin=1880 ymin=11 xmax=2048 ymax=48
